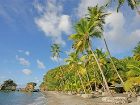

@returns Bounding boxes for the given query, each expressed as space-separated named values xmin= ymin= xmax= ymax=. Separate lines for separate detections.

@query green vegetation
xmin=107 ymin=0 xmax=140 ymax=13
xmin=0 ymin=79 xmax=17 ymax=91
xmin=40 ymin=4 xmax=140 ymax=96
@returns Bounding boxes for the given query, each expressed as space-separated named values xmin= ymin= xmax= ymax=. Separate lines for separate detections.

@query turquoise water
xmin=0 ymin=92 xmax=47 ymax=105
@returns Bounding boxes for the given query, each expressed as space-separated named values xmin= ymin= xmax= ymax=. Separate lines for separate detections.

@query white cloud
xmin=22 ymin=69 xmax=32 ymax=75
xmin=18 ymin=50 xmax=23 ymax=53
xmin=34 ymin=0 xmax=72 ymax=45
xmin=16 ymin=55 xmax=30 ymax=66
xmin=133 ymin=12 xmax=140 ymax=25
xmin=37 ymin=59 xmax=46 ymax=69
xmin=65 ymin=48 xmax=74 ymax=55
xmin=104 ymin=11 xmax=140 ymax=55
xmin=18 ymin=50 xmax=30 ymax=56
xmin=77 ymin=0 xmax=108 ymax=17
xmin=51 ymin=56 xmax=62 ymax=63
xmin=25 ymin=51 xmax=30 ymax=56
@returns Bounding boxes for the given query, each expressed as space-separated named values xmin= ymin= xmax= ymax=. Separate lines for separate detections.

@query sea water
xmin=0 ymin=91 xmax=47 ymax=105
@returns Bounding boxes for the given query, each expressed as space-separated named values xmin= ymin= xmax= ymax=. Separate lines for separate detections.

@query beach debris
xmin=102 ymin=92 xmax=108 ymax=96
xmin=76 ymin=94 xmax=81 ymax=96
xmin=102 ymin=97 xmax=128 ymax=104
xmin=81 ymin=94 xmax=93 ymax=98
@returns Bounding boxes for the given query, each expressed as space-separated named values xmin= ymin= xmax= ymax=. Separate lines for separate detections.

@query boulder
xmin=102 ymin=97 xmax=128 ymax=104
xmin=81 ymin=94 xmax=93 ymax=98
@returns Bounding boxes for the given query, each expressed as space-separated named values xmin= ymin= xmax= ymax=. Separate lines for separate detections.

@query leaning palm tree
xmin=69 ymin=17 xmax=111 ymax=94
xmin=65 ymin=52 xmax=87 ymax=94
xmin=87 ymin=6 xmax=124 ymax=85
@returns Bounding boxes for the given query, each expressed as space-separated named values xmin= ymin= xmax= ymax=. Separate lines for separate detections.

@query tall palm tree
xmin=80 ymin=55 xmax=93 ymax=91
xmin=51 ymin=44 xmax=61 ymax=58
xmin=87 ymin=6 xmax=124 ymax=85
xmin=51 ymin=44 xmax=65 ymax=90
xmin=65 ymin=52 xmax=87 ymax=94
xmin=69 ymin=17 xmax=111 ymax=94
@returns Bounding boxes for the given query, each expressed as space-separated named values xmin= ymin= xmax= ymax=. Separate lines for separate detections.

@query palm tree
xmin=65 ymin=52 xmax=87 ymax=94
xmin=69 ymin=17 xmax=111 ymax=94
xmin=87 ymin=6 xmax=124 ymax=85
xmin=80 ymin=55 xmax=93 ymax=92
xmin=133 ymin=42 xmax=140 ymax=54
xmin=106 ymin=0 xmax=140 ymax=14
xmin=133 ymin=42 xmax=140 ymax=61
xmin=51 ymin=44 xmax=65 ymax=91
xmin=51 ymin=44 xmax=61 ymax=58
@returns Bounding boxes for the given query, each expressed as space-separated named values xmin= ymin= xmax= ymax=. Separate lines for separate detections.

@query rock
xmin=94 ymin=92 xmax=99 ymax=95
xmin=98 ymin=89 xmax=102 ymax=94
xmin=76 ymin=94 xmax=81 ymax=96
xmin=67 ymin=91 xmax=72 ymax=95
xmin=102 ymin=92 xmax=108 ymax=96
xmin=81 ymin=94 xmax=93 ymax=98
xmin=102 ymin=97 xmax=128 ymax=104
xmin=72 ymin=92 xmax=76 ymax=95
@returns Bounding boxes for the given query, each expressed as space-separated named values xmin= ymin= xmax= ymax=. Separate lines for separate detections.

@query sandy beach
xmin=43 ymin=91 xmax=137 ymax=105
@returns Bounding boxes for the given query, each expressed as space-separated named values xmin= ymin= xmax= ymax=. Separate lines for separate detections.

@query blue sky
xmin=0 ymin=0 xmax=140 ymax=87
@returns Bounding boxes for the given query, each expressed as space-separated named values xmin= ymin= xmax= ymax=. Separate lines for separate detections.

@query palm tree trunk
xmin=88 ymin=44 xmax=112 ymax=95
xmin=94 ymin=72 xmax=97 ymax=91
xmin=102 ymin=36 xmax=124 ymax=84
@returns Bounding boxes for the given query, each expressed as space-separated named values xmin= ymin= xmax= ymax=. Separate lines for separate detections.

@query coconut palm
xmin=51 ymin=44 xmax=65 ymax=90
xmin=87 ymin=6 xmax=124 ymax=85
xmin=65 ymin=52 xmax=87 ymax=94
xmin=69 ymin=17 xmax=111 ymax=94
xmin=80 ymin=55 xmax=93 ymax=91
xmin=106 ymin=0 xmax=140 ymax=14
xmin=51 ymin=44 xmax=61 ymax=58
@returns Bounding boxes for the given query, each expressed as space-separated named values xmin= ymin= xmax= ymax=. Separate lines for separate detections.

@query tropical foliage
xmin=40 ymin=5 xmax=140 ymax=95
xmin=107 ymin=0 xmax=140 ymax=13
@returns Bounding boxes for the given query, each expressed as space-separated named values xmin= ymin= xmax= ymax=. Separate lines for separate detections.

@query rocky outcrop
xmin=0 ymin=79 xmax=17 ymax=91
xmin=25 ymin=82 xmax=37 ymax=92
